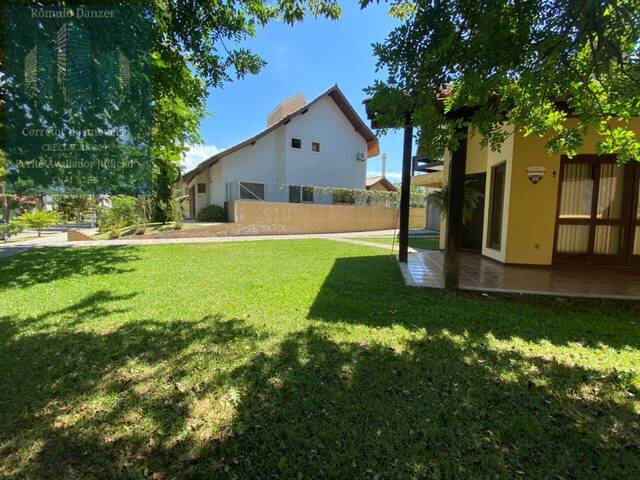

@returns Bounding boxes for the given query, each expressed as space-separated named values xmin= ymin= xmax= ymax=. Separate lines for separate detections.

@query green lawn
xmin=351 ymin=235 xmax=440 ymax=250
xmin=0 ymin=240 xmax=639 ymax=478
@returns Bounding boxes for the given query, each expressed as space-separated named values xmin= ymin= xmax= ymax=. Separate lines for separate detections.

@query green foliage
xmin=0 ymin=222 xmax=23 ymax=242
xmin=196 ymin=204 xmax=227 ymax=222
xmin=312 ymin=185 xmax=427 ymax=208
xmin=0 ymin=0 xmax=341 ymax=218
xmin=15 ymin=210 xmax=60 ymax=236
xmin=365 ymin=0 xmax=640 ymax=162
xmin=98 ymin=196 xmax=142 ymax=232
xmin=54 ymin=195 xmax=95 ymax=224
xmin=427 ymin=181 xmax=483 ymax=225
xmin=146 ymin=0 xmax=341 ymax=219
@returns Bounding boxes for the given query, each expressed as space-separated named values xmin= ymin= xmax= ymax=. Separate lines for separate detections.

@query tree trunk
xmin=444 ymin=125 xmax=469 ymax=289
xmin=2 ymin=193 xmax=8 ymax=223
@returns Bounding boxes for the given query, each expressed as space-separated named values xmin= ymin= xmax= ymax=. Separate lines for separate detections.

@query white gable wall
xmin=204 ymin=95 xmax=369 ymax=208
xmin=283 ymin=96 xmax=367 ymax=188
xmin=210 ymin=129 xmax=280 ymax=206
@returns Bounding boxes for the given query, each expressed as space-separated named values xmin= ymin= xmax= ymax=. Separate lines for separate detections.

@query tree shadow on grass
xmin=211 ymin=327 xmax=639 ymax=478
xmin=3 ymin=312 xmax=637 ymax=478
xmin=0 ymin=295 xmax=263 ymax=479
xmin=0 ymin=246 xmax=141 ymax=292
xmin=307 ymin=255 xmax=640 ymax=350
xmin=1 ymin=255 xmax=639 ymax=478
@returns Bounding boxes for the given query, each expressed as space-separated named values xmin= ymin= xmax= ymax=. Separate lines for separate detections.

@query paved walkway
xmin=399 ymin=250 xmax=640 ymax=300
xmin=0 ymin=230 xmax=401 ymax=259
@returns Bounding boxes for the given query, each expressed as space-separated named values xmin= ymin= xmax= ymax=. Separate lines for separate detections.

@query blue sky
xmin=183 ymin=2 xmax=405 ymax=182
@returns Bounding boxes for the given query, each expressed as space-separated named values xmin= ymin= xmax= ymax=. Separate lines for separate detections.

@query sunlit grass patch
xmin=0 ymin=240 xmax=638 ymax=478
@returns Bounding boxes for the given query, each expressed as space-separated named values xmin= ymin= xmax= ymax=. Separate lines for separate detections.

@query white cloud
xmin=366 ymin=169 xmax=402 ymax=182
xmin=182 ymin=144 xmax=224 ymax=172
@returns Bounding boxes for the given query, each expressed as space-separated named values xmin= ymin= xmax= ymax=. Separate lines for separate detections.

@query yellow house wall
xmin=435 ymin=120 xmax=640 ymax=265
xmin=466 ymin=131 xmax=489 ymax=175
xmin=505 ymin=118 xmax=640 ymax=265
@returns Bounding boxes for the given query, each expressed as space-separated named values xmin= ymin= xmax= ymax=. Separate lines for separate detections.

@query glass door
xmin=554 ymin=155 xmax=635 ymax=265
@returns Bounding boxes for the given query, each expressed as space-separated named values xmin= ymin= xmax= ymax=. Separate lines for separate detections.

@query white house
xmin=180 ymin=85 xmax=379 ymax=218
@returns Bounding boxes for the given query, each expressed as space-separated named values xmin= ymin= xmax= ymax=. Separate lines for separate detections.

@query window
xmin=239 ymin=182 xmax=265 ymax=201
xmin=311 ymin=141 xmax=320 ymax=153
xmin=197 ymin=183 xmax=206 ymax=194
xmin=291 ymin=138 xmax=302 ymax=150
xmin=488 ymin=163 xmax=506 ymax=250
xmin=302 ymin=186 xmax=314 ymax=203
xmin=289 ymin=186 xmax=301 ymax=203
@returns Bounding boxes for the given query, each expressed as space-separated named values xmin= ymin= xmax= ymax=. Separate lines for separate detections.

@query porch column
xmin=398 ymin=111 xmax=414 ymax=263
xmin=444 ymin=125 xmax=468 ymax=289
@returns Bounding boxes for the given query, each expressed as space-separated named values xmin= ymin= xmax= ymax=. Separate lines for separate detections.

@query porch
xmin=399 ymin=250 xmax=640 ymax=300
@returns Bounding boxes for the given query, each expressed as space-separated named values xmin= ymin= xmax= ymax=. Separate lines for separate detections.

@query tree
xmin=98 ymin=196 xmax=142 ymax=232
xmin=364 ymin=0 xmax=640 ymax=161
xmin=54 ymin=195 xmax=95 ymax=226
xmin=0 ymin=0 xmax=341 ymax=218
xmin=143 ymin=0 xmax=341 ymax=219
xmin=15 ymin=210 xmax=60 ymax=237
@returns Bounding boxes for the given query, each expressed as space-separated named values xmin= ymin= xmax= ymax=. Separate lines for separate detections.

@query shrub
xmin=16 ymin=210 xmax=61 ymax=237
xmin=0 ymin=223 xmax=24 ymax=242
xmin=98 ymin=196 xmax=141 ymax=232
xmin=196 ymin=204 xmax=227 ymax=222
xmin=107 ymin=229 xmax=119 ymax=239
xmin=427 ymin=181 xmax=483 ymax=225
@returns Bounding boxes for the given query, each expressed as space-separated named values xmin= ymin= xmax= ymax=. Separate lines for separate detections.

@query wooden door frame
xmin=553 ymin=154 xmax=635 ymax=265
xmin=189 ymin=185 xmax=196 ymax=219
xmin=488 ymin=162 xmax=506 ymax=251
xmin=629 ymin=165 xmax=640 ymax=265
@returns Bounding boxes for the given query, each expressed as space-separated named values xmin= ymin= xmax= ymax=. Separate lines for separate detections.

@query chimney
xmin=267 ymin=92 xmax=307 ymax=127
xmin=381 ymin=153 xmax=387 ymax=178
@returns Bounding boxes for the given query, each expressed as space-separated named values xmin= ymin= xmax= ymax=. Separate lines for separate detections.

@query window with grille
xmin=289 ymin=186 xmax=301 ymax=203
xmin=302 ymin=186 xmax=314 ymax=203
xmin=239 ymin=182 xmax=266 ymax=200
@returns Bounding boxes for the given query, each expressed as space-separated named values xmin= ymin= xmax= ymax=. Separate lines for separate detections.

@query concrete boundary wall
xmin=229 ymin=200 xmax=425 ymax=235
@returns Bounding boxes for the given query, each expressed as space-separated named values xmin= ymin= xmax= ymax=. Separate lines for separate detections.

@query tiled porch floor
xmin=399 ymin=250 xmax=640 ymax=299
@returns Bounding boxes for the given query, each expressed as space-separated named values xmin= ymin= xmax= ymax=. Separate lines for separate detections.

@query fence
xmin=225 ymin=181 xmax=426 ymax=208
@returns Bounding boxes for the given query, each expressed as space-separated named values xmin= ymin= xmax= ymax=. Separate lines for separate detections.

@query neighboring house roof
xmin=366 ymin=176 xmax=397 ymax=192
xmin=181 ymin=84 xmax=380 ymax=185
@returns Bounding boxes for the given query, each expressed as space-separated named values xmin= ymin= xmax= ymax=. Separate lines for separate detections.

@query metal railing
xmin=225 ymin=181 xmax=426 ymax=208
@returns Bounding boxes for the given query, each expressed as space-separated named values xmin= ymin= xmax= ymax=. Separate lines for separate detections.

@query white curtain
xmin=557 ymin=164 xmax=592 ymax=253
xmin=556 ymin=225 xmax=590 ymax=254
xmin=594 ymin=225 xmax=623 ymax=255
xmin=597 ymin=164 xmax=625 ymax=220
